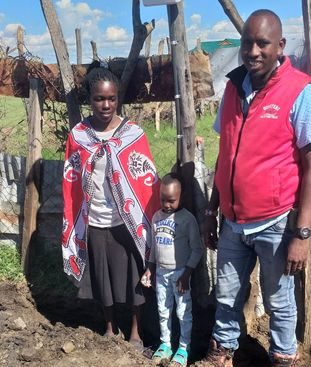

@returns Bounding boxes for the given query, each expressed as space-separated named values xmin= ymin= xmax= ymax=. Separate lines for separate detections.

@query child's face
xmin=160 ymin=182 xmax=181 ymax=214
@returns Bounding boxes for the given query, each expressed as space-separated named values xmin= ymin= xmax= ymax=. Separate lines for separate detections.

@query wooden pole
xmin=155 ymin=39 xmax=165 ymax=132
xmin=21 ymin=79 xmax=43 ymax=275
xmin=218 ymin=0 xmax=244 ymax=35
xmin=167 ymin=2 xmax=196 ymax=164
xmin=40 ymin=0 xmax=81 ymax=129
xmin=90 ymin=40 xmax=99 ymax=61
xmin=117 ymin=0 xmax=155 ymax=112
xmin=75 ymin=28 xmax=82 ymax=65
xmin=17 ymin=26 xmax=24 ymax=57
xmin=144 ymin=24 xmax=152 ymax=58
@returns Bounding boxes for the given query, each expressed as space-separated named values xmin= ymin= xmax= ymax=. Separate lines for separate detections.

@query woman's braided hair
xmin=84 ymin=60 xmax=120 ymax=96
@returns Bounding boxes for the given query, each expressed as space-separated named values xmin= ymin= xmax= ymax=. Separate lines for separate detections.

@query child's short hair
xmin=161 ymin=172 xmax=183 ymax=191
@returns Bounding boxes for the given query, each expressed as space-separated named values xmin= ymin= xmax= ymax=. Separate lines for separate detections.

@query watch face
xmin=299 ymin=227 xmax=311 ymax=239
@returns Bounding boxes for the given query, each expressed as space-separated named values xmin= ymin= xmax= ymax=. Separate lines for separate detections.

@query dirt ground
xmin=0 ymin=281 xmax=310 ymax=367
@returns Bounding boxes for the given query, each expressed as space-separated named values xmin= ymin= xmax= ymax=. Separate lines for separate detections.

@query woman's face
xmin=89 ymin=80 xmax=118 ymax=125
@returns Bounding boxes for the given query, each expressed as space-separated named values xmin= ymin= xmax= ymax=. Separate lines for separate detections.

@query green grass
xmin=0 ymin=96 xmax=219 ymax=171
xmin=0 ymin=96 xmax=26 ymax=128
xmin=144 ymin=113 xmax=219 ymax=177
xmin=0 ymin=246 xmax=24 ymax=282
xmin=196 ymin=113 xmax=219 ymax=169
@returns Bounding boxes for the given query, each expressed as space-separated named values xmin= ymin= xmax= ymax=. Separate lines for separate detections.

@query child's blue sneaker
xmin=169 ymin=347 xmax=188 ymax=367
xmin=152 ymin=343 xmax=173 ymax=364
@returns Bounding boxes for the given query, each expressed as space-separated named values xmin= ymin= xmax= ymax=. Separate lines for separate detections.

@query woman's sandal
xmin=129 ymin=339 xmax=145 ymax=353
xmin=169 ymin=348 xmax=188 ymax=367
xmin=152 ymin=343 xmax=173 ymax=364
xmin=103 ymin=328 xmax=124 ymax=339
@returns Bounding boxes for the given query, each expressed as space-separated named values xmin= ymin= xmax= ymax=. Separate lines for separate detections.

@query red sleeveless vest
xmin=215 ymin=57 xmax=311 ymax=223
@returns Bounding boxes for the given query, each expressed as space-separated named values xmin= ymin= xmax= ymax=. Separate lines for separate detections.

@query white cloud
xmin=56 ymin=0 xmax=109 ymax=19
xmin=56 ymin=0 xmax=109 ymax=22
xmin=210 ymin=20 xmax=238 ymax=35
xmin=191 ymin=14 xmax=201 ymax=25
xmin=104 ymin=26 xmax=129 ymax=42
xmin=4 ymin=23 xmax=23 ymax=35
xmin=0 ymin=13 xmax=5 ymax=23
xmin=25 ymin=30 xmax=52 ymax=46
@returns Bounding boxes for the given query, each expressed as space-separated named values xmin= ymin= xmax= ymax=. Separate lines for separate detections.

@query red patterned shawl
xmin=62 ymin=117 xmax=160 ymax=281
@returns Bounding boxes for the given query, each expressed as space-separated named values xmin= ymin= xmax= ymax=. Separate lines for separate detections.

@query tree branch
xmin=118 ymin=0 xmax=155 ymax=112
xmin=218 ymin=0 xmax=244 ymax=35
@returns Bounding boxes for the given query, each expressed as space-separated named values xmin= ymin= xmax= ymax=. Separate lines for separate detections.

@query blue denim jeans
xmin=156 ymin=267 xmax=192 ymax=350
xmin=213 ymin=216 xmax=297 ymax=355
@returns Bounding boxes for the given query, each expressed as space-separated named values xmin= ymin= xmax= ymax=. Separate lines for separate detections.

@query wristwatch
xmin=294 ymin=227 xmax=311 ymax=240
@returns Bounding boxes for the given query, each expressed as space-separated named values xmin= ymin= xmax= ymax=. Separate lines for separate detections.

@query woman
xmin=62 ymin=62 xmax=160 ymax=349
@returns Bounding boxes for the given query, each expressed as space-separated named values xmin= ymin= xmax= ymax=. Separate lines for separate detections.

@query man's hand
xmin=204 ymin=215 xmax=218 ymax=250
xmin=176 ymin=272 xmax=191 ymax=294
xmin=285 ymin=238 xmax=309 ymax=275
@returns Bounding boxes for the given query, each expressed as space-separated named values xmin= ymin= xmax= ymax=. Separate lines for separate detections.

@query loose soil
xmin=0 ymin=281 xmax=310 ymax=367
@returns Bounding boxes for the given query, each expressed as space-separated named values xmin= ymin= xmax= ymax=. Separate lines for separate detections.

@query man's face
xmin=240 ymin=14 xmax=285 ymax=86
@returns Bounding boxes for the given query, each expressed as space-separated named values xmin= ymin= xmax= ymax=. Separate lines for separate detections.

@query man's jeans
xmin=156 ymin=267 xmax=192 ymax=350
xmin=213 ymin=216 xmax=297 ymax=355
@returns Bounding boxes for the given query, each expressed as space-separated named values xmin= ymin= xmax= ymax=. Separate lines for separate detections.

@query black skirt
xmin=78 ymin=224 xmax=145 ymax=307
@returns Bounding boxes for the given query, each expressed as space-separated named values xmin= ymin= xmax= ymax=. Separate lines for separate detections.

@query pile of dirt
xmin=0 ymin=281 xmax=310 ymax=366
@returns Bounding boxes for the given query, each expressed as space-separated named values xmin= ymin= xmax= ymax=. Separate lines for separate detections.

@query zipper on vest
xmin=230 ymin=97 xmax=253 ymax=221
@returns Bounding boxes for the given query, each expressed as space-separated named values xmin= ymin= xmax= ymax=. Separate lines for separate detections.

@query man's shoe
xmin=204 ymin=339 xmax=234 ymax=367
xmin=270 ymin=352 xmax=299 ymax=367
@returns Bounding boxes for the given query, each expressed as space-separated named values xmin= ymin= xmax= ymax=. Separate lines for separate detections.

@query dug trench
xmin=1 ymin=277 xmax=311 ymax=367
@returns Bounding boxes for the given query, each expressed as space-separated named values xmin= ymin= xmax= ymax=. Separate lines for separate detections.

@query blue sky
xmin=0 ymin=0 xmax=304 ymax=64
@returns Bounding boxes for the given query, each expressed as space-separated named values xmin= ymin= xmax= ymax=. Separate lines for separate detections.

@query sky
xmin=0 ymin=0 xmax=305 ymax=64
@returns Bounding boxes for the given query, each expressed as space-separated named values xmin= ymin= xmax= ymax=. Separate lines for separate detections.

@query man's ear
xmin=278 ymin=37 xmax=286 ymax=56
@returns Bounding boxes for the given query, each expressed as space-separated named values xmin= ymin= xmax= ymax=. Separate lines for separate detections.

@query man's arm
xmin=203 ymin=159 xmax=220 ymax=249
xmin=286 ymin=144 xmax=311 ymax=275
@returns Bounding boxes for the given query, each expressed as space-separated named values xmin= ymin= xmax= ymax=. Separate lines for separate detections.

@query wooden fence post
xmin=21 ymin=79 xmax=43 ymax=275
xmin=90 ymin=40 xmax=99 ymax=61
xmin=17 ymin=26 xmax=24 ymax=57
xmin=40 ymin=0 xmax=81 ymax=129
xmin=155 ymin=39 xmax=165 ymax=132
xmin=167 ymin=2 xmax=196 ymax=163
xmin=75 ymin=28 xmax=82 ymax=65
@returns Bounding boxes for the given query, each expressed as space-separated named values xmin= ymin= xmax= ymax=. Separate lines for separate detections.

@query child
xmin=141 ymin=172 xmax=204 ymax=367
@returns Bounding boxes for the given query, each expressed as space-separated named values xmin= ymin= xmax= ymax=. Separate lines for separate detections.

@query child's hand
xmin=176 ymin=272 xmax=190 ymax=294
xmin=141 ymin=269 xmax=152 ymax=287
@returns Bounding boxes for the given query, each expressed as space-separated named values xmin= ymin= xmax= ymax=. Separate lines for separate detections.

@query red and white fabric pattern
xmin=62 ymin=117 xmax=160 ymax=281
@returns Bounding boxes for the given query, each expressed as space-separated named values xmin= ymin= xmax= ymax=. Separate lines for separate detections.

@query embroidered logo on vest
xmin=260 ymin=104 xmax=280 ymax=119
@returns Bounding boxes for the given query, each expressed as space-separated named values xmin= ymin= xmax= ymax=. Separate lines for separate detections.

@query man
xmin=204 ymin=9 xmax=311 ymax=367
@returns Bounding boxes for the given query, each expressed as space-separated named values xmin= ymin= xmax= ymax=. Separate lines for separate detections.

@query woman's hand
xmin=141 ymin=269 xmax=152 ymax=287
